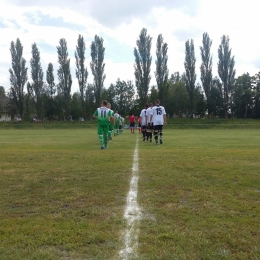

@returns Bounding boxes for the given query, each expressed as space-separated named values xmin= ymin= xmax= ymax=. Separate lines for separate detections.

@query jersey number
xmin=101 ymin=110 xmax=107 ymax=118
xmin=156 ymin=108 xmax=162 ymax=115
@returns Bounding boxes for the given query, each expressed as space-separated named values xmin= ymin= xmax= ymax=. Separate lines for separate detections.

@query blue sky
xmin=0 ymin=0 xmax=260 ymax=93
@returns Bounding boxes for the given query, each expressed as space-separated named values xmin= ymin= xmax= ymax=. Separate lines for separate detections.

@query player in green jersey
xmin=93 ymin=100 xmax=113 ymax=149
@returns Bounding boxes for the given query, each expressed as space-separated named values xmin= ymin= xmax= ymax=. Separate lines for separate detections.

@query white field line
xmin=119 ymin=136 xmax=141 ymax=260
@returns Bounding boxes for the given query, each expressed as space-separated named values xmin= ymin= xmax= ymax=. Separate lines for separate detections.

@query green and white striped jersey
xmin=93 ymin=107 xmax=112 ymax=124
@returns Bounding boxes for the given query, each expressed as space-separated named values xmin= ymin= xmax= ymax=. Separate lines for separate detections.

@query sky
xmin=0 ymin=0 xmax=260 ymax=94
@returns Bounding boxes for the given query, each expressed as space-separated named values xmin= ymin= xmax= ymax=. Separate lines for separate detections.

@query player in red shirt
xmin=129 ymin=114 xmax=136 ymax=133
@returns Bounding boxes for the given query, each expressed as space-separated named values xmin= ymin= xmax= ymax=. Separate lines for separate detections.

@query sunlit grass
xmin=0 ymin=128 xmax=259 ymax=259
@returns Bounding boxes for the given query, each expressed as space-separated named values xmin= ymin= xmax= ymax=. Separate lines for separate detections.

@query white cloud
xmin=6 ymin=0 xmax=199 ymax=28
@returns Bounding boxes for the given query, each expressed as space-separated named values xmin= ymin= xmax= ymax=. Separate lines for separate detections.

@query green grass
xmin=0 ymin=128 xmax=260 ymax=259
xmin=138 ymin=130 xmax=260 ymax=259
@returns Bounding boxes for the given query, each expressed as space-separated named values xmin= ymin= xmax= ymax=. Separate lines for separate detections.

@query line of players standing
xmin=93 ymin=100 xmax=125 ymax=149
xmin=139 ymin=99 xmax=167 ymax=145
xmin=107 ymin=103 xmax=125 ymax=138
xmin=92 ymin=99 xmax=166 ymax=149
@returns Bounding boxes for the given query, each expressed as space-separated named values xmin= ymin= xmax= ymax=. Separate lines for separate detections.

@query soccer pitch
xmin=0 ymin=128 xmax=259 ymax=259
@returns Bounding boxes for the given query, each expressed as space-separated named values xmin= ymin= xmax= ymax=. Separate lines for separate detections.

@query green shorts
xmin=97 ymin=124 xmax=109 ymax=135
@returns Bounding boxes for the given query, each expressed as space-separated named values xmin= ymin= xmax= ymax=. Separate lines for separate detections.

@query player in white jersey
xmin=119 ymin=114 xmax=123 ymax=134
xmin=140 ymin=103 xmax=148 ymax=141
xmin=107 ymin=103 xmax=115 ymax=140
xmin=114 ymin=111 xmax=120 ymax=136
xmin=150 ymin=99 xmax=167 ymax=145
xmin=145 ymin=103 xmax=154 ymax=142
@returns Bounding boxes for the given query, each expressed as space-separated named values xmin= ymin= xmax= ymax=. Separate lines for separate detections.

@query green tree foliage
xmin=170 ymin=72 xmax=184 ymax=84
xmin=46 ymin=63 xmax=56 ymax=120
xmin=30 ymin=43 xmax=44 ymax=118
xmin=166 ymin=80 xmax=189 ymax=117
xmin=57 ymin=38 xmax=72 ymax=119
xmin=194 ymin=84 xmax=207 ymax=117
xmin=232 ymin=73 xmax=253 ymax=118
xmin=0 ymin=86 xmax=5 ymax=98
xmin=107 ymin=84 xmax=116 ymax=109
xmin=253 ymin=72 xmax=260 ymax=118
xmin=24 ymin=82 xmax=34 ymax=118
xmin=148 ymin=85 xmax=159 ymax=104
xmin=134 ymin=28 xmax=152 ymax=107
xmin=6 ymin=33 xmax=260 ymax=120
xmin=90 ymin=35 xmax=106 ymax=107
xmin=6 ymin=93 xmax=17 ymax=118
xmin=70 ymin=92 xmax=82 ymax=120
xmin=184 ymin=39 xmax=196 ymax=114
xmin=100 ymin=88 xmax=109 ymax=103
xmin=44 ymin=95 xmax=58 ymax=120
xmin=208 ymin=77 xmax=223 ymax=117
xmin=75 ymin=34 xmax=88 ymax=116
xmin=200 ymin=33 xmax=213 ymax=114
xmin=46 ymin=63 xmax=56 ymax=97
xmin=109 ymin=79 xmax=135 ymax=116
xmin=0 ymin=86 xmax=6 ymax=116
xmin=9 ymin=38 xmax=28 ymax=118
xmin=155 ymin=34 xmax=169 ymax=105
xmin=54 ymin=94 xmax=67 ymax=121
xmin=218 ymin=35 xmax=236 ymax=118
xmin=85 ymin=83 xmax=95 ymax=119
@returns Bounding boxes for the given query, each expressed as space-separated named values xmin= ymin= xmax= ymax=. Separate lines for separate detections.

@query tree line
xmin=1 ymin=28 xmax=260 ymax=121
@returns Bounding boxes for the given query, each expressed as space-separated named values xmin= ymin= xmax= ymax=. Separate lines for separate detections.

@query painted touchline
xmin=119 ymin=136 xmax=141 ymax=260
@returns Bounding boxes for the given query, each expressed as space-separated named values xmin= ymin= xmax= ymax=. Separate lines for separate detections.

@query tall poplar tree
xmin=9 ymin=38 xmax=28 ymax=118
xmin=134 ymin=28 xmax=152 ymax=107
xmin=30 ymin=43 xmax=44 ymax=117
xmin=85 ymin=83 xmax=95 ymax=118
xmin=184 ymin=39 xmax=196 ymax=114
xmin=200 ymin=33 xmax=213 ymax=115
xmin=0 ymin=86 xmax=6 ymax=116
xmin=25 ymin=82 xmax=34 ymax=118
xmin=218 ymin=35 xmax=236 ymax=118
xmin=75 ymin=34 xmax=88 ymax=116
xmin=90 ymin=35 xmax=106 ymax=107
xmin=46 ymin=63 xmax=56 ymax=119
xmin=0 ymin=86 xmax=5 ymax=98
xmin=57 ymin=38 xmax=72 ymax=118
xmin=46 ymin=63 xmax=56 ymax=97
xmin=155 ymin=34 xmax=169 ymax=105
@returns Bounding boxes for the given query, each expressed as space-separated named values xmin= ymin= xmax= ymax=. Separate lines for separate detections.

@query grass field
xmin=0 ymin=128 xmax=260 ymax=259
